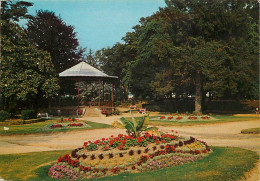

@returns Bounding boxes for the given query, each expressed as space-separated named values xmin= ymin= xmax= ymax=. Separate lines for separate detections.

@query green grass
xmin=0 ymin=147 xmax=257 ymax=181
xmin=147 ymin=115 xmax=257 ymax=126
xmin=0 ymin=120 xmax=111 ymax=135
xmin=0 ymin=150 xmax=71 ymax=181
xmin=241 ymin=128 xmax=260 ymax=134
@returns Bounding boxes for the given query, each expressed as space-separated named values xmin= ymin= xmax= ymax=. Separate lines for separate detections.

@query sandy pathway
xmin=0 ymin=116 xmax=259 ymax=154
xmin=0 ymin=128 xmax=126 ymax=154
xmin=0 ymin=116 xmax=259 ymax=180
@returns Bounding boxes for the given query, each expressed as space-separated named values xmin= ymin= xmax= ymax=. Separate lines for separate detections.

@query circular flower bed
xmin=48 ymin=132 xmax=212 ymax=180
xmin=152 ymin=114 xmax=215 ymax=122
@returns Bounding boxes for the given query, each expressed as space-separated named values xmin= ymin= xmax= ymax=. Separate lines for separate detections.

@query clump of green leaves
xmin=21 ymin=109 xmax=37 ymax=120
xmin=86 ymin=143 xmax=98 ymax=151
xmin=112 ymin=112 xmax=159 ymax=137
xmin=0 ymin=110 xmax=10 ymax=122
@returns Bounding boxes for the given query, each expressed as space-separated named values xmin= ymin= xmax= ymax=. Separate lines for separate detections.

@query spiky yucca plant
xmin=112 ymin=112 xmax=159 ymax=137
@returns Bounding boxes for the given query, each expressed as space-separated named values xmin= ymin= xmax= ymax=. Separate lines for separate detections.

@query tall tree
xmin=100 ymin=30 xmax=139 ymax=101
xmin=85 ymin=49 xmax=98 ymax=68
xmin=0 ymin=2 xmax=59 ymax=112
xmin=0 ymin=0 xmax=33 ymax=22
xmin=123 ymin=0 xmax=258 ymax=113
xmin=26 ymin=10 xmax=84 ymax=73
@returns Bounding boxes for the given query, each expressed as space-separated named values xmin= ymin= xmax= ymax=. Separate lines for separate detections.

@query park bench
xmin=37 ymin=113 xmax=49 ymax=119
xmin=129 ymin=105 xmax=137 ymax=110
xmin=138 ymin=108 xmax=146 ymax=114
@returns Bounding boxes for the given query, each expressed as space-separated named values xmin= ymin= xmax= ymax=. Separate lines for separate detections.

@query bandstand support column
xmin=111 ymin=83 xmax=114 ymax=107
xmin=77 ymin=79 xmax=80 ymax=108
xmin=99 ymin=79 xmax=101 ymax=107
xmin=102 ymin=81 xmax=105 ymax=104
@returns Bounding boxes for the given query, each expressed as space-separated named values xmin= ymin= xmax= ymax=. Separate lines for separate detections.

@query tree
xmin=167 ymin=0 xmax=259 ymax=112
xmin=99 ymin=30 xmax=139 ymax=101
xmin=85 ymin=49 xmax=98 ymax=68
xmin=0 ymin=1 xmax=59 ymax=112
xmin=0 ymin=0 xmax=33 ymax=22
xmin=26 ymin=10 xmax=84 ymax=73
xmin=126 ymin=0 xmax=258 ymax=113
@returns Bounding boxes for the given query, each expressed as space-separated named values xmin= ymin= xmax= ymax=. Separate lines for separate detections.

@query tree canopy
xmin=26 ymin=10 xmax=84 ymax=73
xmin=0 ymin=1 xmax=59 ymax=112
xmin=99 ymin=0 xmax=259 ymax=112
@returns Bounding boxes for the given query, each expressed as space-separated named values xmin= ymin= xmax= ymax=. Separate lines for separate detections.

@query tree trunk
xmin=48 ymin=98 xmax=52 ymax=113
xmin=195 ymin=71 xmax=202 ymax=114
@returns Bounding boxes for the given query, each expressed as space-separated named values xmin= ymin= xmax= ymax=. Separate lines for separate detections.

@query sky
xmin=25 ymin=0 xmax=166 ymax=51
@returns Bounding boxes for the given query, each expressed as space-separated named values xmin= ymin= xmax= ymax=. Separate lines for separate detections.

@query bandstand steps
xmin=83 ymin=107 xmax=104 ymax=117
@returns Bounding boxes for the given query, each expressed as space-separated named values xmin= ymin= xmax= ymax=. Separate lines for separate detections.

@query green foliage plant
xmin=0 ymin=110 xmax=10 ymax=122
xmin=21 ymin=109 xmax=37 ymax=120
xmin=112 ymin=111 xmax=159 ymax=137
xmin=86 ymin=143 xmax=98 ymax=151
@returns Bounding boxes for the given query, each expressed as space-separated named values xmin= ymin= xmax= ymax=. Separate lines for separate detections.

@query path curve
xmin=0 ymin=116 xmax=259 ymax=180
xmin=0 ymin=117 xmax=259 ymax=154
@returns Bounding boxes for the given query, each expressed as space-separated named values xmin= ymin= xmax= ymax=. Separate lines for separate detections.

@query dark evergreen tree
xmin=26 ymin=10 xmax=84 ymax=73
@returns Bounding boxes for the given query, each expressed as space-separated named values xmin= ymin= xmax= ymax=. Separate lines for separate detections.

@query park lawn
xmin=0 ymin=147 xmax=258 ymax=181
xmin=148 ymin=115 xmax=258 ymax=126
xmin=0 ymin=120 xmax=111 ymax=135
xmin=241 ymin=128 xmax=260 ymax=134
xmin=0 ymin=150 xmax=70 ymax=181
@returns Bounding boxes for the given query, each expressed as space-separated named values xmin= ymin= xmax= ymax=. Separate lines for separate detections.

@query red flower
xmin=145 ymin=133 xmax=151 ymax=138
xmin=120 ymin=140 xmax=126 ymax=144
xmin=104 ymin=146 xmax=109 ymax=150
xmin=94 ymin=140 xmax=99 ymax=144
xmin=118 ymin=145 xmax=123 ymax=150
xmin=137 ymin=136 xmax=144 ymax=143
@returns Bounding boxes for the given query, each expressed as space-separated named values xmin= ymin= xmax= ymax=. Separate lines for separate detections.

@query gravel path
xmin=0 ymin=115 xmax=259 ymax=180
xmin=0 ymin=116 xmax=259 ymax=154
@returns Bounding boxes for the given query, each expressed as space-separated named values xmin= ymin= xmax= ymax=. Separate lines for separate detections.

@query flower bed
xmin=188 ymin=116 xmax=197 ymax=120
xmin=68 ymin=123 xmax=83 ymax=127
xmin=201 ymin=116 xmax=210 ymax=119
xmin=48 ymin=132 xmax=212 ymax=180
xmin=151 ymin=114 xmax=215 ymax=122
xmin=47 ymin=122 xmax=90 ymax=130
xmin=176 ymin=116 xmax=183 ymax=120
xmin=51 ymin=124 xmax=63 ymax=128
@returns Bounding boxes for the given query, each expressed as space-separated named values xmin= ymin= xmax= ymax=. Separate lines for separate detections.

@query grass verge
xmin=148 ymin=115 xmax=258 ymax=126
xmin=241 ymin=128 xmax=260 ymax=134
xmin=0 ymin=147 xmax=258 ymax=181
xmin=0 ymin=120 xmax=111 ymax=135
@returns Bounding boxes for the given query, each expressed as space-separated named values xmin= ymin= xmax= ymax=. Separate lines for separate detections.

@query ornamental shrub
xmin=0 ymin=110 xmax=10 ymax=122
xmin=86 ymin=143 xmax=98 ymax=151
xmin=21 ymin=109 xmax=37 ymax=120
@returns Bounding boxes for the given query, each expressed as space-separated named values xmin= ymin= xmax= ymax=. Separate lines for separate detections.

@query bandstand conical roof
xmin=59 ymin=61 xmax=117 ymax=79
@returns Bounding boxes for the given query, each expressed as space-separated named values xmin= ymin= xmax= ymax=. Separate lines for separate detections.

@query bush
xmin=21 ymin=109 xmax=37 ymax=120
xmin=114 ymin=101 xmax=121 ymax=107
xmin=0 ymin=110 xmax=10 ymax=122
xmin=113 ymin=109 xmax=121 ymax=115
